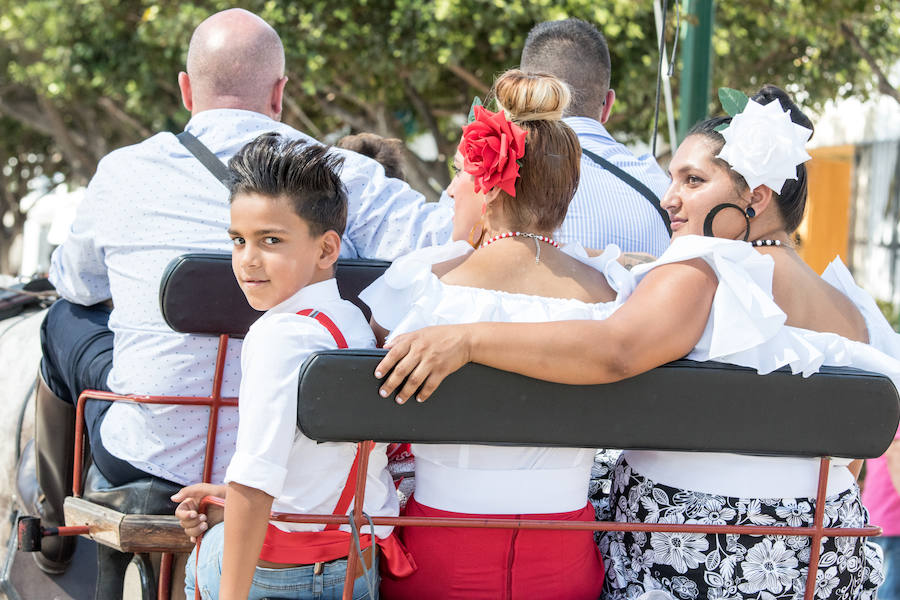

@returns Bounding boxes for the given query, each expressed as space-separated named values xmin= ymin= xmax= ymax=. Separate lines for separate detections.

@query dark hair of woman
xmin=688 ymin=84 xmax=814 ymax=233
xmin=336 ymin=133 xmax=406 ymax=181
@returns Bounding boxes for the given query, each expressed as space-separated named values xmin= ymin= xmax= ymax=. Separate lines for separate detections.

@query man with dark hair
xmin=32 ymin=8 xmax=451 ymax=573
xmin=521 ymin=18 xmax=670 ymax=256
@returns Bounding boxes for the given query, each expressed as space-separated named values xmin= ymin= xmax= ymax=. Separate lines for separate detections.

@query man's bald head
xmin=181 ymin=9 xmax=285 ymax=117
xmin=521 ymin=19 xmax=611 ymax=120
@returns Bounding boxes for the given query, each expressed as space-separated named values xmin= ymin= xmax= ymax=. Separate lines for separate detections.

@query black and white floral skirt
xmin=597 ymin=458 xmax=884 ymax=600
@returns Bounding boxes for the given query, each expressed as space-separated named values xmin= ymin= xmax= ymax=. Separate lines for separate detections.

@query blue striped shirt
xmin=557 ymin=117 xmax=671 ymax=256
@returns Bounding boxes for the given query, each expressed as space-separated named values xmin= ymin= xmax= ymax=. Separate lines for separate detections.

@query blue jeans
xmin=185 ymin=523 xmax=379 ymax=599
xmin=875 ymin=536 xmax=900 ymax=600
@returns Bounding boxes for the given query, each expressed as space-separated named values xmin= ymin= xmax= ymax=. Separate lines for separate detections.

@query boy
xmin=175 ymin=134 xmax=400 ymax=599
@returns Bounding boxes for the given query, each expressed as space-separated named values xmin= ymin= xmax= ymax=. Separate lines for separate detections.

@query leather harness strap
xmin=175 ymin=130 xmax=231 ymax=186
xmin=582 ymin=148 xmax=672 ymax=236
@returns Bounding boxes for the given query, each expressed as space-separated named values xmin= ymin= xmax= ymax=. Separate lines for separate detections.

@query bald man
xmin=33 ymin=8 xmax=451 ymax=573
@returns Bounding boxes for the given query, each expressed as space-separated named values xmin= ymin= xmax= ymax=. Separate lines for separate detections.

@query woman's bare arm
xmin=370 ymin=318 xmax=389 ymax=348
xmin=376 ymin=258 xmax=717 ymax=403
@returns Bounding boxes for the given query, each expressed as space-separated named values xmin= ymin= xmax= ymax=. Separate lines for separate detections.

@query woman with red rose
xmin=370 ymin=85 xmax=895 ymax=600
xmin=361 ymin=69 xmax=616 ymax=599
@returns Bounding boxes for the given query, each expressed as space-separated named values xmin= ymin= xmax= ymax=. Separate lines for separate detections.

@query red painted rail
xmin=68 ymin=333 xmax=882 ymax=600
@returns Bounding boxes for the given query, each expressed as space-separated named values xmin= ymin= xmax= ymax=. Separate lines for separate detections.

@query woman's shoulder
xmin=360 ymin=241 xmax=473 ymax=331
xmin=615 ymin=235 xmax=771 ymax=302
xmin=821 ymin=256 xmax=900 ymax=355
xmin=440 ymin=242 xmax=620 ymax=304
xmin=767 ymin=252 xmax=868 ymax=343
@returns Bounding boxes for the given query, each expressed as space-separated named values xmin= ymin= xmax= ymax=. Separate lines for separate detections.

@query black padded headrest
xmin=333 ymin=259 xmax=392 ymax=321
xmin=297 ymin=350 xmax=900 ymax=459
xmin=159 ymin=253 xmax=389 ymax=336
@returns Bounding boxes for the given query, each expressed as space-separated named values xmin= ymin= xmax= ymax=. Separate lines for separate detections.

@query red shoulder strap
xmin=296 ymin=308 xmax=363 ymax=530
xmin=324 ymin=441 xmax=374 ymax=530
xmin=296 ymin=309 xmax=348 ymax=349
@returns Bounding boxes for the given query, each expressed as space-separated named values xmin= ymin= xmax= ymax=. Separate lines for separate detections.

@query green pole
xmin=677 ymin=0 xmax=715 ymax=143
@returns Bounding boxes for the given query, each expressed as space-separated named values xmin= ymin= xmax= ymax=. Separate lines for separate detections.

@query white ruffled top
xmin=360 ymin=239 xmax=627 ymax=514
xmin=620 ymin=235 xmax=900 ymax=498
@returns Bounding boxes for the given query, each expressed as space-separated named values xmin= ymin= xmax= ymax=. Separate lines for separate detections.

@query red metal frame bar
xmin=65 ymin=334 xmax=881 ymax=600
xmin=193 ymin=454 xmax=877 ymax=600
xmin=52 ymin=526 xmax=91 ymax=536
xmin=341 ymin=440 xmax=373 ymax=599
xmin=158 ymin=552 xmax=173 ymax=600
xmin=72 ymin=334 xmax=238 ymax=496
xmin=68 ymin=334 xmax=237 ymax=600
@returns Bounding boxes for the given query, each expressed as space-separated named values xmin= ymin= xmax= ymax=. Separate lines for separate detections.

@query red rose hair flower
xmin=458 ymin=105 xmax=527 ymax=197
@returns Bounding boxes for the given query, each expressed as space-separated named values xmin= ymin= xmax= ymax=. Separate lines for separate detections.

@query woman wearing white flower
xmin=373 ymin=84 xmax=895 ymax=600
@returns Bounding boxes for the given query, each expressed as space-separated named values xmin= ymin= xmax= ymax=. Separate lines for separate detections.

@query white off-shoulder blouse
xmin=618 ymin=235 xmax=900 ymax=498
xmin=360 ymin=240 xmax=628 ymax=514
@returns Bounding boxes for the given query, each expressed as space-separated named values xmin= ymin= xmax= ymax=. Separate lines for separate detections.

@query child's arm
xmin=221 ymin=313 xmax=343 ymax=598
xmin=220 ymin=482 xmax=275 ymax=600
xmin=172 ymin=483 xmax=227 ymax=541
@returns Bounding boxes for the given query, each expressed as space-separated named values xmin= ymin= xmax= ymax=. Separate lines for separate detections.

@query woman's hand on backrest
xmin=376 ymin=324 xmax=474 ymax=404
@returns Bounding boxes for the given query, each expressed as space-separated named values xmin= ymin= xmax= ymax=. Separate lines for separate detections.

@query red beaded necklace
xmin=480 ymin=231 xmax=560 ymax=264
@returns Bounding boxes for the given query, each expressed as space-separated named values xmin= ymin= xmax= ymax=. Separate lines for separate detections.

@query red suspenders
xmin=296 ymin=309 xmax=349 ymax=349
xmin=297 ymin=309 xmax=369 ymax=532
xmin=195 ymin=307 xmax=410 ymax=596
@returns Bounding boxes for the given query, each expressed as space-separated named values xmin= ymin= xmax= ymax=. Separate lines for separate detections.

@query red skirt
xmin=380 ymin=495 xmax=604 ymax=600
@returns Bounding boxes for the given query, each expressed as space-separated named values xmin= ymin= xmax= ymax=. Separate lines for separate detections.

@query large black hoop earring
xmin=702 ymin=203 xmax=751 ymax=241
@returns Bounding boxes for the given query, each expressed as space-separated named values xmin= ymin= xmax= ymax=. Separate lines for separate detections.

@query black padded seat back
xmin=297 ymin=350 xmax=900 ymax=459
xmin=159 ymin=253 xmax=390 ymax=337
xmin=160 ymin=253 xmax=261 ymax=337
xmin=334 ymin=259 xmax=391 ymax=321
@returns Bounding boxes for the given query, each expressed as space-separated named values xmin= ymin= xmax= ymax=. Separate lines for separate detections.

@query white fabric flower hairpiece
xmin=714 ymin=88 xmax=813 ymax=194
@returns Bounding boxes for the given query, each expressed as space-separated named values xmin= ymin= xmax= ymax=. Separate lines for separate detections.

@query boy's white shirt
xmin=224 ymin=278 xmax=397 ymax=535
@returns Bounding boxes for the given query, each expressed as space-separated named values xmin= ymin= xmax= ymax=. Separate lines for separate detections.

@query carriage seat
xmin=67 ymin=253 xmax=390 ymax=553
xmin=297 ymin=349 xmax=900 ymax=459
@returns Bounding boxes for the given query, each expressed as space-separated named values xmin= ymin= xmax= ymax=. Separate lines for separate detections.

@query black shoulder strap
xmin=582 ymin=148 xmax=671 ymax=236
xmin=176 ymin=131 xmax=231 ymax=187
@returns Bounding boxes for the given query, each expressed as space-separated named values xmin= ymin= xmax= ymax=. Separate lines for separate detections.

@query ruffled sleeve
xmin=822 ymin=257 xmax=900 ymax=358
xmin=619 ymin=236 xmax=900 ymax=390
xmin=625 ymin=235 xmax=786 ymax=361
xmin=560 ymin=242 xmax=634 ymax=296
xmin=359 ymin=240 xmax=474 ymax=332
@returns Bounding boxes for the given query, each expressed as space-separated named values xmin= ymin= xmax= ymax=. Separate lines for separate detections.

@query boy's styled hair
xmin=227 ymin=133 xmax=348 ymax=236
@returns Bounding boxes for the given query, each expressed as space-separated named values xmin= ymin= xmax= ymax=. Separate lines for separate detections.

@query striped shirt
xmin=557 ymin=117 xmax=671 ymax=256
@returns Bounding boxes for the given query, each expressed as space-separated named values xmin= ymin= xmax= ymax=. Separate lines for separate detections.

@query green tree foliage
xmin=0 ymin=0 xmax=898 ymax=273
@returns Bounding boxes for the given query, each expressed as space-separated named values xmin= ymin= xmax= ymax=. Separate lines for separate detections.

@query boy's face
xmin=229 ymin=192 xmax=324 ymax=311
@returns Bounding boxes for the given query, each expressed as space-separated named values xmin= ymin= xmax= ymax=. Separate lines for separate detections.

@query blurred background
xmin=1 ymin=0 xmax=898 ymax=323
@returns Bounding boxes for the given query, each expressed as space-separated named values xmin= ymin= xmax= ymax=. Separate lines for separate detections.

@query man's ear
xmin=178 ymin=72 xmax=193 ymax=112
xmin=599 ymin=89 xmax=616 ymax=124
xmin=748 ymin=184 xmax=775 ymax=218
xmin=270 ymin=76 xmax=288 ymax=121
xmin=318 ymin=230 xmax=342 ymax=270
